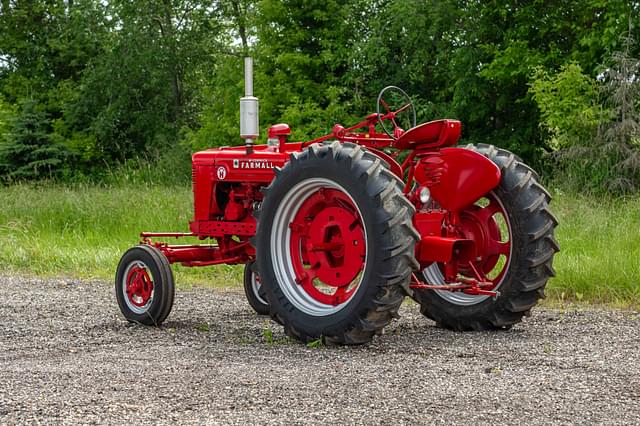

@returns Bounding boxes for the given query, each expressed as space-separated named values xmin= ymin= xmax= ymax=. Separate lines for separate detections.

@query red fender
xmin=414 ymin=148 xmax=501 ymax=212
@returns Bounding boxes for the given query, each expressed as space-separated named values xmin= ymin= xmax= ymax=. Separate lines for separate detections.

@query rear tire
xmin=255 ymin=141 xmax=419 ymax=344
xmin=115 ymin=245 xmax=175 ymax=326
xmin=412 ymin=144 xmax=559 ymax=331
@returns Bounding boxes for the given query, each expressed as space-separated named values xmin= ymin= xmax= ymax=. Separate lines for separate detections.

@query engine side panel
xmin=191 ymin=146 xmax=292 ymax=236
xmin=190 ymin=143 xmax=406 ymax=239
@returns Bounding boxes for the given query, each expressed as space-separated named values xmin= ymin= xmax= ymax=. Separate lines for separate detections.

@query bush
xmin=529 ymin=63 xmax=602 ymax=150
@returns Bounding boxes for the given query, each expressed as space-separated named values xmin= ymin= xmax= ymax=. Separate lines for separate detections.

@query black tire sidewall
xmin=115 ymin=245 xmax=173 ymax=325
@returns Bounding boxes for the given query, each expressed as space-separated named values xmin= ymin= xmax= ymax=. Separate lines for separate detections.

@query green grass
xmin=0 ymin=183 xmax=638 ymax=306
xmin=548 ymin=189 xmax=640 ymax=307
xmin=0 ymin=183 xmax=241 ymax=287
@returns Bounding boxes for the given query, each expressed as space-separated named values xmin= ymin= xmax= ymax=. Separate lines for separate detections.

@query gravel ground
xmin=0 ymin=274 xmax=639 ymax=425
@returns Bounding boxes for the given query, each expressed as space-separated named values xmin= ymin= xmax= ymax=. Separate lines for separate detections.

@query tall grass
xmin=0 ymin=183 xmax=241 ymax=287
xmin=0 ymin=183 xmax=637 ymax=306
xmin=549 ymin=190 xmax=640 ymax=307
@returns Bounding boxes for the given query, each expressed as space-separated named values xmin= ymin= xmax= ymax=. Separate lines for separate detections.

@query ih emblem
xmin=216 ymin=166 xmax=227 ymax=180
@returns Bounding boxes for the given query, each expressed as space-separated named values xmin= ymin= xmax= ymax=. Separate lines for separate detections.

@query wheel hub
xmin=457 ymin=196 xmax=511 ymax=284
xmin=125 ymin=264 xmax=153 ymax=308
xmin=420 ymin=193 xmax=512 ymax=306
xmin=306 ymin=206 xmax=365 ymax=286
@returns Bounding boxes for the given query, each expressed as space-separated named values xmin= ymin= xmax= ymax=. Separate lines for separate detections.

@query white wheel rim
xmin=251 ymin=271 xmax=269 ymax=306
xmin=270 ymin=178 xmax=368 ymax=316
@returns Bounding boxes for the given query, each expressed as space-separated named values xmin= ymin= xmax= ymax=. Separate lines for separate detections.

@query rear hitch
xmin=409 ymin=273 xmax=501 ymax=299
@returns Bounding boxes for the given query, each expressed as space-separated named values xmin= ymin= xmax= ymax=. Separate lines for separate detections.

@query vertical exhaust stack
xmin=240 ymin=57 xmax=259 ymax=155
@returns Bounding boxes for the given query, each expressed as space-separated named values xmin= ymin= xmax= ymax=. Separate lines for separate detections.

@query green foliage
xmin=0 ymin=0 xmax=226 ymax=177
xmin=262 ymin=327 xmax=274 ymax=344
xmin=306 ymin=337 xmax=324 ymax=349
xmin=529 ymin=63 xmax=602 ymax=150
xmin=0 ymin=99 xmax=70 ymax=179
xmin=253 ymin=0 xmax=358 ymax=139
xmin=65 ymin=0 xmax=224 ymax=164
xmin=196 ymin=322 xmax=210 ymax=332
xmin=261 ymin=325 xmax=289 ymax=344
xmin=449 ymin=0 xmax=633 ymax=161
xmin=531 ymin=31 xmax=640 ymax=194
xmin=0 ymin=0 xmax=638 ymax=189
xmin=596 ymin=31 xmax=640 ymax=193
xmin=0 ymin=96 xmax=14 ymax=145
xmin=183 ymin=57 xmax=245 ymax=151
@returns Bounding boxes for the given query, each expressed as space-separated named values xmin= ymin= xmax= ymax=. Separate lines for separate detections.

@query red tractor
xmin=115 ymin=58 xmax=559 ymax=344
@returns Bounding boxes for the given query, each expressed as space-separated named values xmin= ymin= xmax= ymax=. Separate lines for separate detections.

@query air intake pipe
xmin=240 ymin=57 xmax=259 ymax=154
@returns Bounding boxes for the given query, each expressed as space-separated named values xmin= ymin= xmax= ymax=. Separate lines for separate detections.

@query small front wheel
xmin=115 ymin=245 xmax=175 ymax=326
xmin=243 ymin=261 xmax=270 ymax=315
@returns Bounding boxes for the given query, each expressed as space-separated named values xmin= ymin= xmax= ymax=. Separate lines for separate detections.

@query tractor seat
xmin=394 ymin=119 xmax=461 ymax=150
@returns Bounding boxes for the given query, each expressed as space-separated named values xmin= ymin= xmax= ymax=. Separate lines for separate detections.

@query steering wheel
xmin=376 ymin=86 xmax=416 ymax=139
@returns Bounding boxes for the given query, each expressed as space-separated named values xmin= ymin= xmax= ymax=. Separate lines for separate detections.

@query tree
xmin=530 ymin=27 xmax=640 ymax=194
xmin=253 ymin=0 xmax=359 ymax=139
xmin=64 ymin=0 xmax=225 ymax=164
xmin=0 ymin=0 xmax=638 ymax=185
xmin=350 ymin=0 xmax=638 ymax=164
xmin=0 ymin=99 xmax=69 ymax=179
xmin=598 ymin=29 xmax=640 ymax=193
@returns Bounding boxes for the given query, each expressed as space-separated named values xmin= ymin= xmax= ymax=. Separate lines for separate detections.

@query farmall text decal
xmin=232 ymin=159 xmax=276 ymax=169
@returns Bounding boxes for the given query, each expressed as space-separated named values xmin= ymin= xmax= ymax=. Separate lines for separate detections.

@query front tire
xmin=115 ymin=245 xmax=175 ymax=326
xmin=413 ymin=144 xmax=559 ymax=331
xmin=243 ymin=261 xmax=270 ymax=315
xmin=255 ymin=141 xmax=419 ymax=344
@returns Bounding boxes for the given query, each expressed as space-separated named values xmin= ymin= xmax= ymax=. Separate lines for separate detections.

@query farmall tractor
xmin=115 ymin=58 xmax=559 ymax=344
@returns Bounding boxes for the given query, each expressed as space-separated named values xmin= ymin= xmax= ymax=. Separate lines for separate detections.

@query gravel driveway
xmin=1 ymin=274 xmax=639 ymax=425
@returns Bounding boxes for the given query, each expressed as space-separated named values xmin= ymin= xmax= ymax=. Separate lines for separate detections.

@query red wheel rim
xmin=288 ymin=188 xmax=366 ymax=306
xmin=124 ymin=262 xmax=153 ymax=310
xmin=457 ymin=193 xmax=511 ymax=288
